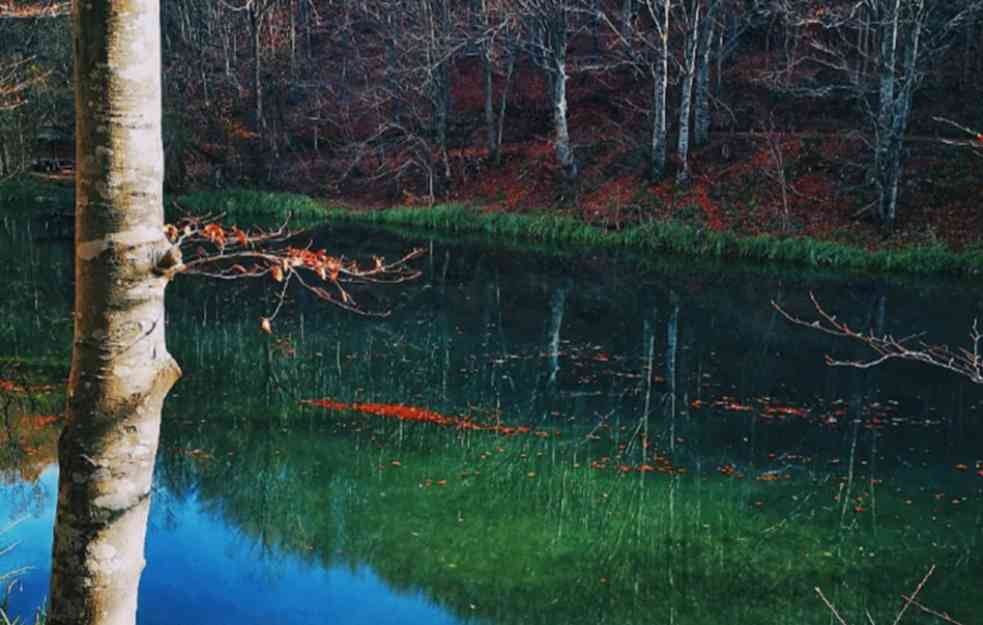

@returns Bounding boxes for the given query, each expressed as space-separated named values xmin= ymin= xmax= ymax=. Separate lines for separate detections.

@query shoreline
xmin=4 ymin=178 xmax=982 ymax=278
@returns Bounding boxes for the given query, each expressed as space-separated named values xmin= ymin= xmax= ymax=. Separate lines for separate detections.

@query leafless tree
xmin=779 ymin=0 xmax=982 ymax=228
xmin=514 ymin=0 xmax=583 ymax=187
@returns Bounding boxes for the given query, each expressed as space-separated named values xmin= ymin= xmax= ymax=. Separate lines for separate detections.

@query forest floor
xmin=321 ymin=129 xmax=983 ymax=258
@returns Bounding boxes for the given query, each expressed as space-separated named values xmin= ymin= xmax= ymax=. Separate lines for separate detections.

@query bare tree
xmin=598 ymin=0 xmax=672 ymax=180
xmin=754 ymin=115 xmax=792 ymax=231
xmin=471 ymin=0 xmax=518 ymax=164
xmin=515 ymin=0 xmax=581 ymax=186
xmin=785 ymin=0 xmax=982 ymax=227
xmin=676 ymin=0 xmax=720 ymax=184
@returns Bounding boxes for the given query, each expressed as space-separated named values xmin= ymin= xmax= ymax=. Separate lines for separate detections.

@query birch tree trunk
xmin=550 ymin=53 xmax=578 ymax=182
xmin=431 ymin=0 xmax=452 ymax=189
xmin=649 ymin=0 xmax=669 ymax=180
xmin=547 ymin=11 xmax=578 ymax=183
xmin=693 ymin=2 xmax=718 ymax=147
xmin=874 ymin=0 xmax=923 ymax=228
xmin=676 ymin=2 xmax=701 ymax=184
xmin=479 ymin=0 xmax=499 ymax=163
xmin=48 ymin=1 xmax=181 ymax=624
xmin=874 ymin=0 xmax=900 ymax=226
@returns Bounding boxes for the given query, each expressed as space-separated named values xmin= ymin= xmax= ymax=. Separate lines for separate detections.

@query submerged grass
xmin=160 ymin=390 xmax=983 ymax=625
xmin=326 ymin=203 xmax=983 ymax=277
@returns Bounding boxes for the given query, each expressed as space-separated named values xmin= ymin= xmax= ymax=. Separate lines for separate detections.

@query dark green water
xmin=1 ymin=216 xmax=982 ymax=625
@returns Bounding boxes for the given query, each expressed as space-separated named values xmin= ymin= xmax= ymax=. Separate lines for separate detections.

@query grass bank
xmin=172 ymin=189 xmax=326 ymax=225
xmin=4 ymin=178 xmax=981 ymax=277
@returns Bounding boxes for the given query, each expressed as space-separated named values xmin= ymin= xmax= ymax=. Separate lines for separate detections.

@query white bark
xmin=648 ymin=0 xmax=670 ymax=180
xmin=49 ymin=2 xmax=180 ymax=624
xmin=693 ymin=2 xmax=718 ymax=147
xmin=676 ymin=2 xmax=701 ymax=184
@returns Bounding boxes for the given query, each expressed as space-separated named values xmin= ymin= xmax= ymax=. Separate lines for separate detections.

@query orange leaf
xmin=260 ymin=317 xmax=272 ymax=334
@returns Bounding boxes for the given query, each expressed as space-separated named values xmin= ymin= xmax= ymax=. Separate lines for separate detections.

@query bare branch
xmin=774 ymin=293 xmax=982 ymax=384
xmin=156 ymin=215 xmax=424 ymax=331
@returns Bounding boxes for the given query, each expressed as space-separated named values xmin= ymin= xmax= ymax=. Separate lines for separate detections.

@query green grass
xmin=325 ymin=203 xmax=983 ymax=277
xmin=3 ymin=175 xmax=981 ymax=277
xmin=171 ymin=189 xmax=327 ymax=225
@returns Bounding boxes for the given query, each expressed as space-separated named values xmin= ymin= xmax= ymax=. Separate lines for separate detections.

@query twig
xmin=892 ymin=565 xmax=934 ymax=625
xmin=901 ymin=595 xmax=967 ymax=625
xmin=815 ymin=587 xmax=850 ymax=625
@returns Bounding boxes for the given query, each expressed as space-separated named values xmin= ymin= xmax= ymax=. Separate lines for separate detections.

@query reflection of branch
xmin=158 ymin=214 xmax=424 ymax=331
xmin=901 ymin=595 xmax=967 ymax=625
xmin=817 ymin=565 xmax=965 ymax=625
xmin=773 ymin=293 xmax=981 ymax=384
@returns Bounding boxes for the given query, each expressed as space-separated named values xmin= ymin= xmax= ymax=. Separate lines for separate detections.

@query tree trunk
xmin=495 ymin=51 xmax=516 ymax=165
xmin=429 ymin=0 xmax=451 ymax=191
xmin=693 ymin=2 xmax=718 ymax=147
xmin=649 ymin=0 xmax=669 ymax=180
xmin=48 ymin=1 xmax=180 ymax=625
xmin=676 ymin=2 xmax=701 ymax=184
xmin=874 ymin=0 xmax=923 ymax=228
xmin=478 ymin=0 xmax=498 ymax=163
xmin=551 ymin=55 xmax=577 ymax=182
xmin=547 ymin=12 xmax=577 ymax=183
xmin=483 ymin=45 xmax=497 ymax=162
xmin=875 ymin=0 xmax=900 ymax=226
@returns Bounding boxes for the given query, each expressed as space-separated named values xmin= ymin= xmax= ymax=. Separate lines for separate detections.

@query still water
xmin=1 ymin=217 xmax=982 ymax=624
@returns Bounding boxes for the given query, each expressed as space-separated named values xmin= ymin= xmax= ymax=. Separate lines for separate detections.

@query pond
xmin=1 ymin=215 xmax=982 ymax=625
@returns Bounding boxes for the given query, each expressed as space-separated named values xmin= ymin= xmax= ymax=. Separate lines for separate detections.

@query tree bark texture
xmin=48 ymin=1 xmax=181 ymax=624
xmin=693 ymin=1 xmax=718 ymax=147
xmin=546 ymin=10 xmax=577 ymax=182
xmin=676 ymin=2 xmax=701 ymax=184
xmin=648 ymin=0 xmax=669 ymax=180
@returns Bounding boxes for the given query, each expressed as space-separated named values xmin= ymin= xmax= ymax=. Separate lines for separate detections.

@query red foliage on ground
xmin=301 ymin=398 xmax=556 ymax=437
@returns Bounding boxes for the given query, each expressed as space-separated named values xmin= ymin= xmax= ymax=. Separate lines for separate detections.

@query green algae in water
xmin=2 ymin=210 xmax=983 ymax=625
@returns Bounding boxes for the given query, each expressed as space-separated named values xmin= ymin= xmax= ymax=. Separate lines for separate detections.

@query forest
xmin=1 ymin=0 xmax=982 ymax=252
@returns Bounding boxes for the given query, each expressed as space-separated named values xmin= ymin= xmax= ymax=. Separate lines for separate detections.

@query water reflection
xmin=2 ymin=219 xmax=982 ymax=624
